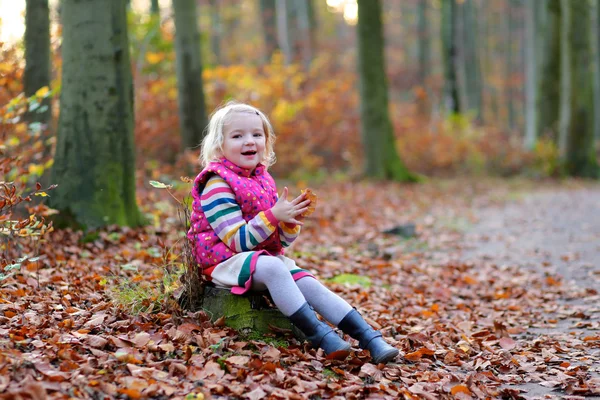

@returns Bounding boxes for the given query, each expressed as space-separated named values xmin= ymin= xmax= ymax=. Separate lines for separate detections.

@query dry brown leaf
xmin=301 ymin=188 xmax=317 ymax=217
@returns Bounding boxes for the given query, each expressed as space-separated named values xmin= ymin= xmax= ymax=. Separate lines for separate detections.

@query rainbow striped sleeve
xmin=278 ymin=222 xmax=301 ymax=247
xmin=200 ymin=175 xmax=278 ymax=252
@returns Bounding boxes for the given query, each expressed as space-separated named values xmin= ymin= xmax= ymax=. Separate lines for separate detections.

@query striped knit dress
xmin=188 ymin=159 xmax=313 ymax=294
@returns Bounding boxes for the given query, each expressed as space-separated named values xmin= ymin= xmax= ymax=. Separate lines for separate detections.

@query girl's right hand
xmin=271 ymin=187 xmax=310 ymax=225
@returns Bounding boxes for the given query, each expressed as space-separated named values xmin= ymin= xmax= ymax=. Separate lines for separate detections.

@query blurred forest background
xmin=1 ymin=0 xmax=600 ymax=231
xmin=2 ymin=3 xmax=600 ymax=397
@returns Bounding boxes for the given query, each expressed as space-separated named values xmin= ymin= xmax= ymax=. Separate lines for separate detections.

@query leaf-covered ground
xmin=1 ymin=178 xmax=599 ymax=399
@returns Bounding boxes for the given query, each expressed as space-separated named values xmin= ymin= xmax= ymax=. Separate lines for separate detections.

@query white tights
xmin=251 ymin=256 xmax=353 ymax=325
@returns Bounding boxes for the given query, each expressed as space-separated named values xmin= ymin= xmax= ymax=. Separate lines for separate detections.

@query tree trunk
xmin=416 ymin=0 xmax=431 ymax=116
xmin=524 ymin=0 xmax=538 ymax=150
xmin=592 ymin=0 xmax=600 ymax=143
xmin=297 ymin=0 xmax=314 ymax=69
xmin=275 ymin=0 xmax=291 ymax=64
xmin=24 ymin=0 xmax=52 ymax=127
xmin=537 ymin=0 xmax=561 ymax=142
xmin=259 ymin=0 xmax=279 ymax=62
xmin=173 ymin=0 xmax=209 ymax=152
xmin=208 ymin=0 xmax=222 ymax=65
xmin=357 ymin=0 xmax=417 ymax=182
xmin=560 ymin=0 xmax=599 ymax=177
xmin=151 ymin=0 xmax=160 ymax=15
xmin=50 ymin=0 xmax=143 ymax=230
xmin=506 ymin=0 xmax=516 ymax=131
xmin=558 ymin=0 xmax=571 ymax=159
xmin=441 ymin=0 xmax=460 ymax=114
xmin=463 ymin=0 xmax=483 ymax=120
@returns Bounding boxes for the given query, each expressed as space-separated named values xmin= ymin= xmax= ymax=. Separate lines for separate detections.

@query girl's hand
xmin=271 ymin=187 xmax=310 ymax=225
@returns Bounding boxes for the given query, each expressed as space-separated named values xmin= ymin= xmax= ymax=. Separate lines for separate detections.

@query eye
xmin=232 ymin=134 xmax=242 ymax=139
xmin=253 ymin=132 xmax=264 ymax=138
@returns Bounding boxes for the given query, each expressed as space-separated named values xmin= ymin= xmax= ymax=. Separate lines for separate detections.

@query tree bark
xmin=297 ymin=0 xmax=314 ymax=69
xmin=259 ymin=0 xmax=279 ymax=61
xmin=208 ymin=0 xmax=222 ymax=65
xmin=463 ymin=0 xmax=483 ymax=120
xmin=276 ymin=0 xmax=297 ymax=64
xmin=50 ymin=0 xmax=143 ymax=230
xmin=560 ymin=0 xmax=599 ymax=177
xmin=524 ymin=0 xmax=538 ymax=150
xmin=24 ymin=0 xmax=52 ymax=127
xmin=537 ymin=0 xmax=561 ymax=142
xmin=592 ymin=0 xmax=600 ymax=142
xmin=172 ymin=0 xmax=209 ymax=152
xmin=416 ymin=0 xmax=431 ymax=116
xmin=558 ymin=0 xmax=571 ymax=159
xmin=357 ymin=0 xmax=417 ymax=181
xmin=441 ymin=0 xmax=460 ymax=114
xmin=151 ymin=0 xmax=160 ymax=15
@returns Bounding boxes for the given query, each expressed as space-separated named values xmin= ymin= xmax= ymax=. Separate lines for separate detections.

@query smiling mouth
xmin=241 ymin=151 xmax=257 ymax=156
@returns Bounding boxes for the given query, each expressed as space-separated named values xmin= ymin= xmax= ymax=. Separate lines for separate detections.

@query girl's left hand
xmin=271 ymin=187 xmax=310 ymax=225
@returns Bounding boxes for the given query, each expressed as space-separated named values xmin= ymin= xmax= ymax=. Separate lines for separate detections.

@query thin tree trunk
xmin=538 ymin=0 xmax=561 ymax=142
xmin=259 ymin=0 xmax=279 ymax=62
xmin=276 ymin=0 xmax=292 ymax=64
xmin=24 ymin=0 xmax=52 ymax=127
xmin=357 ymin=0 xmax=417 ymax=181
xmin=524 ymin=0 xmax=537 ymax=150
xmin=454 ymin=2 xmax=469 ymax=114
xmin=506 ymin=0 xmax=516 ymax=131
xmin=558 ymin=0 xmax=571 ymax=159
xmin=441 ymin=0 xmax=460 ymax=113
xmin=417 ymin=0 xmax=431 ymax=116
xmin=208 ymin=0 xmax=222 ymax=65
xmin=562 ymin=0 xmax=599 ymax=177
xmin=592 ymin=0 xmax=600 ymax=142
xmin=463 ymin=0 xmax=483 ymax=120
xmin=297 ymin=0 xmax=313 ymax=69
xmin=173 ymin=0 xmax=209 ymax=151
xmin=50 ymin=0 xmax=143 ymax=229
xmin=151 ymin=0 xmax=160 ymax=15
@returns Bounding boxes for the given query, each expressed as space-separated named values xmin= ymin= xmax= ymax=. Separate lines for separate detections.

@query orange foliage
xmin=134 ymin=53 xmax=362 ymax=178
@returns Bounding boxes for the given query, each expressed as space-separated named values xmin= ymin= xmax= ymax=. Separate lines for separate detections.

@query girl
xmin=188 ymin=101 xmax=398 ymax=364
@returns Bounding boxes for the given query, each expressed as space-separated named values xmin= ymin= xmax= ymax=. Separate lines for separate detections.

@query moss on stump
xmin=189 ymin=285 xmax=302 ymax=338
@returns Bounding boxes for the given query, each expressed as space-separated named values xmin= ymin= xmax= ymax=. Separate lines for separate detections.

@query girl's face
xmin=222 ymin=111 xmax=266 ymax=171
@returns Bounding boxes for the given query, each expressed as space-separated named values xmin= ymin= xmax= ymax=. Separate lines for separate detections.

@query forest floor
xmin=1 ymin=177 xmax=600 ymax=399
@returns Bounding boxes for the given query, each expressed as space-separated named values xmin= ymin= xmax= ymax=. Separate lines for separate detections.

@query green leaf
xmin=4 ymin=263 xmax=21 ymax=271
xmin=121 ymin=263 xmax=138 ymax=271
xmin=149 ymin=180 xmax=172 ymax=189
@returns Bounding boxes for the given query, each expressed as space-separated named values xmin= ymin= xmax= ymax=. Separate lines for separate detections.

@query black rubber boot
xmin=289 ymin=303 xmax=351 ymax=358
xmin=338 ymin=309 xmax=399 ymax=364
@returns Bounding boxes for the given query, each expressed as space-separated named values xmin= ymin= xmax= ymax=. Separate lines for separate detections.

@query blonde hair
xmin=200 ymin=100 xmax=276 ymax=168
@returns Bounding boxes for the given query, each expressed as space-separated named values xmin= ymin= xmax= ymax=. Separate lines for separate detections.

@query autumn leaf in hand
xmin=301 ymin=188 xmax=317 ymax=217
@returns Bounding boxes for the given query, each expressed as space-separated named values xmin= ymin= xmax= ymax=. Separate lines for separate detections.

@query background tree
xmin=592 ymin=0 xmax=600 ymax=142
xmin=276 ymin=0 xmax=294 ymax=64
xmin=441 ymin=0 xmax=460 ymax=114
xmin=259 ymin=0 xmax=279 ymax=62
xmin=151 ymin=0 xmax=160 ymax=15
xmin=208 ymin=0 xmax=223 ymax=65
xmin=524 ymin=0 xmax=538 ymax=150
xmin=356 ymin=0 xmax=417 ymax=181
xmin=172 ymin=0 xmax=208 ymax=152
xmin=416 ymin=0 xmax=431 ymax=116
xmin=558 ymin=0 xmax=599 ymax=177
xmin=537 ymin=0 xmax=561 ymax=142
xmin=24 ymin=0 xmax=51 ymax=127
xmin=50 ymin=0 xmax=143 ymax=229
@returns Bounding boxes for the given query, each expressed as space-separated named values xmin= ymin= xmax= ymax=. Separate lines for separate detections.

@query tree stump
xmin=185 ymin=285 xmax=302 ymax=338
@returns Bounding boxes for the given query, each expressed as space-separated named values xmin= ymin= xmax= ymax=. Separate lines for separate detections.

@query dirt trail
xmin=460 ymin=184 xmax=600 ymax=399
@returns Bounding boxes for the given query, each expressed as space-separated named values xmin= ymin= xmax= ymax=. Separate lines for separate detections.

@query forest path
xmin=460 ymin=183 xmax=600 ymax=399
